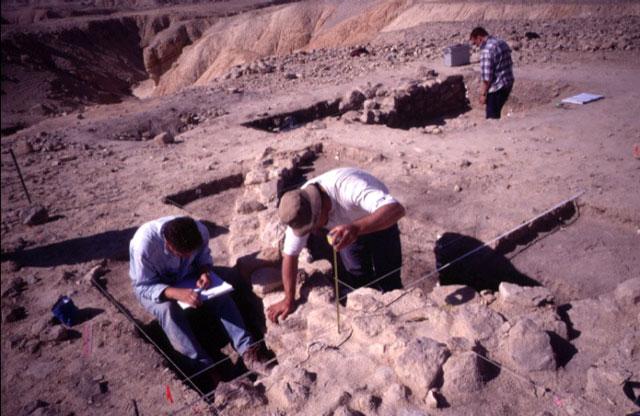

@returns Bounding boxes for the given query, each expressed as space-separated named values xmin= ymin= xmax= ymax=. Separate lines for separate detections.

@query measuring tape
xmin=327 ymin=234 xmax=341 ymax=334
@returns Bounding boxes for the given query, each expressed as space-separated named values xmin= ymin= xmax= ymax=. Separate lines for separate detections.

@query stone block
xmin=244 ymin=168 xmax=269 ymax=185
xmin=393 ymin=337 xmax=451 ymax=399
xmin=451 ymin=303 xmax=505 ymax=344
xmin=260 ymin=218 xmax=286 ymax=249
xmin=251 ymin=267 xmax=282 ymax=297
xmin=267 ymin=366 xmax=317 ymax=410
xmin=505 ymin=318 xmax=556 ymax=372
xmin=441 ymin=352 xmax=485 ymax=402
xmin=498 ymin=282 xmax=554 ymax=306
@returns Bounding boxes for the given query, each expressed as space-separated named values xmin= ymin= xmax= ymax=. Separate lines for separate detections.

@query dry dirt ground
xmin=1 ymin=1 xmax=640 ymax=415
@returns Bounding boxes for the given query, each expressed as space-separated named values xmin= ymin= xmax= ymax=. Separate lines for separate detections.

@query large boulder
xmin=504 ymin=318 xmax=556 ymax=372
xmin=351 ymin=310 xmax=395 ymax=345
xmin=346 ymin=287 xmax=385 ymax=311
xmin=153 ymin=131 xmax=174 ymax=145
xmin=251 ymin=267 xmax=282 ymax=297
xmin=266 ymin=366 xmax=317 ymax=411
xmin=566 ymin=296 xmax=621 ymax=350
xmin=393 ymin=337 xmax=451 ymax=399
xmin=441 ymin=352 xmax=486 ymax=402
xmin=451 ymin=303 xmax=505 ymax=345
xmin=339 ymin=89 xmax=366 ymax=112
xmin=260 ymin=218 xmax=286 ymax=249
xmin=499 ymin=282 xmax=554 ymax=306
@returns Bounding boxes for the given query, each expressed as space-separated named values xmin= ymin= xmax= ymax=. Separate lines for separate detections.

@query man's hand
xmin=165 ymin=288 xmax=202 ymax=308
xmin=196 ymin=272 xmax=211 ymax=289
xmin=266 ymin=298 xmax=294 ymax=324
xmin=328 ymin=224 xmax=360 ymax=251
xmin=479 ymin=94 xmax=487 ymax=105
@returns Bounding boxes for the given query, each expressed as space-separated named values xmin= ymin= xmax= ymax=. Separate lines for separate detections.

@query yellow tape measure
xmin=327 ymin=234 xmax=341 ymax=334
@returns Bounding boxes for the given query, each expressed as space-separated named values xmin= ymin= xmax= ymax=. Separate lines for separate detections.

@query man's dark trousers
xmin=308 ymin=225 xmax=403 ymax=295
xmin=486 ymin=85 xmax=512 ymax=119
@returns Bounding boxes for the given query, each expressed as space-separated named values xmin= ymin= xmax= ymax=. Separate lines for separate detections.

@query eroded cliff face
xmin=3 ymin=0 xmax=639 ymax=134
xmin=0 ymin=8 xmax=218 ymax=132
xmin=142 ymin=17 xmax=215 ymax=84
xmin=151 ymin=0 xmax=640 ymax=95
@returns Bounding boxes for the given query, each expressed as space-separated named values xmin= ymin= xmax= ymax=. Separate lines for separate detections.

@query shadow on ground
xmin=433 ymin=200 xmax=579 ymax=291
xmin=2 ymin=221 xmax=228 ymax=268
xmin=434 ymin=232 xmax=540 ymax=291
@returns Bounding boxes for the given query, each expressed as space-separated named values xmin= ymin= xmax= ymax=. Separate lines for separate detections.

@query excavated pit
xmin=435 ymin=200 xmax=579 ymax=292
xmin=242 ymin=99 xmax=341 ymax=133
xmin=131 ymin=142 xmax=582 ymax=400
xmin=243 ymin=75 xmax=469 ymax=132
xmin=163 ymin=173 xmax=245 ymax=208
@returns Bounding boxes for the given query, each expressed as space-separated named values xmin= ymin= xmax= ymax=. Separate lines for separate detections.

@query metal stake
xmin=9 ymin=148 xmax=32 ymax=204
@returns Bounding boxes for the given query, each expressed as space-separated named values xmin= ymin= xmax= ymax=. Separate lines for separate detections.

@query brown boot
xmin=241 ymin=344 xmax=272 ymax=376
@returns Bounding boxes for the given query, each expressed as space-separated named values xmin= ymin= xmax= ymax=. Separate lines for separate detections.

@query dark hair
xmin=470 ymin=27 xmax=489 ymax=39
xmin=162 ymin=217 xmax=203 ymax=254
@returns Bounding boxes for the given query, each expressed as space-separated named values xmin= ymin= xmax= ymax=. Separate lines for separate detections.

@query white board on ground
xmin=561 ymin=93 xmax=604 ymax=105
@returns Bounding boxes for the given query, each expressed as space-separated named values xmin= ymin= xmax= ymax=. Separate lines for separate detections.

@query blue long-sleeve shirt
xmin=129 ymin=216 xmax=213 ymax=303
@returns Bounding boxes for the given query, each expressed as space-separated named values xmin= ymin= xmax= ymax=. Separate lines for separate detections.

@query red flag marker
xmin=166 ymin=385 xmax=174 ymax=404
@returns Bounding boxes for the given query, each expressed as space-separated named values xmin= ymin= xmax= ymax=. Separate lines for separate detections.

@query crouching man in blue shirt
xmin=129 ymin=216 xmax=269 ymax=377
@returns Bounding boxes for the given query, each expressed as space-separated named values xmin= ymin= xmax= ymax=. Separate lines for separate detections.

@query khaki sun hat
xmin=278 ymin=184 xmax=322 ymax=236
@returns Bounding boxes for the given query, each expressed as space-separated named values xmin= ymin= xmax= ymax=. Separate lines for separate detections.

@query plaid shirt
xmin=480 ymin=36 xmax=514 ymax=93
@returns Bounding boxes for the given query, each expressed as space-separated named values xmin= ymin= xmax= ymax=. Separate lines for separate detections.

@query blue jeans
xmin=308 ymin=225 xmax=403 ymax=295
xmin=138 ymin=292 xmax=253 ymax=373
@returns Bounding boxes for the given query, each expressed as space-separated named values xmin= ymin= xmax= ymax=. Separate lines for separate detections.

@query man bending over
xmin=267 ymin=167 xmax=406 ymax=323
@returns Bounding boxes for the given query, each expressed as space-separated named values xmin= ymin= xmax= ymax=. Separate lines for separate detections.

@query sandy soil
xmin=1 ymin=1 xmax=639 ymax=415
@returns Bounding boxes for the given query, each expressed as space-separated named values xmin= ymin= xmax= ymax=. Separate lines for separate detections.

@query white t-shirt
xmin=282 ymin=167 xmax=398 ymax=256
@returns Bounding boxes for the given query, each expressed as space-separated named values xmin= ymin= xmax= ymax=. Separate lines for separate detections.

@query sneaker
xmin=241 ymin=345 xmax=272 ymax=376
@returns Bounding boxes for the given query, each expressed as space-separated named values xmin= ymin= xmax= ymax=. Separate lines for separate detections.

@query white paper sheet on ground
xmin=174 ymin=273 xmax=234 ymax=309
xmin=561 ymin=93 xmax=604 ymax=105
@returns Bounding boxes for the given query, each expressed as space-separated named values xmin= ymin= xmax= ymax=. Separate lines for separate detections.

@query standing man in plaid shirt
xmin=470 ymin=27 xmax=514 ymax=119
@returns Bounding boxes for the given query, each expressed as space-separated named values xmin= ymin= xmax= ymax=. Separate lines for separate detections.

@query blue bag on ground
xmin=51 ymin=295 xmax=79 ymax=327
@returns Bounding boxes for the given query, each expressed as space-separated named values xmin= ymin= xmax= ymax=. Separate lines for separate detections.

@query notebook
xmin=174 ymin=273 xmax=234 ymax=309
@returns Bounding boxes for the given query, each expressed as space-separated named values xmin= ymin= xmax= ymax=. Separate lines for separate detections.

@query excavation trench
xmin=163 ymin=173 xmax=245 ymax=208
xmin=146 ymin=146 xmax=581 ymax=399
xmin=242 ymin=100 xmax=342 ymax=133
xmin=242 ymin=75 xmax=469 ymax=132
xmin=435 ymin=200 xmax=579 ymax=292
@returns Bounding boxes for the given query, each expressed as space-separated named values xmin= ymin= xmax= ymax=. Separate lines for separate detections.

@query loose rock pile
xmin=339 ymin=74 xmax=467 ymax=129
xmin=245 ymin=74 xmax=467 ymax=132
xmin=209 ymin=251 xmax=639 ymax=415
xmin=212 ymin=15 xmax=640 ymax=95
xmin=227 ymin=143 xmax=325 ymax=293
xmin=219 ymin=146 xmax=636 ymax=415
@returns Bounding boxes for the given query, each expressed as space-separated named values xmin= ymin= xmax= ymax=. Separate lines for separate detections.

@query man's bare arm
xmin=330 ymin=202 xmax=405 ymax=250
xmin=266 ymin=253 xmax=298 ymax=323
